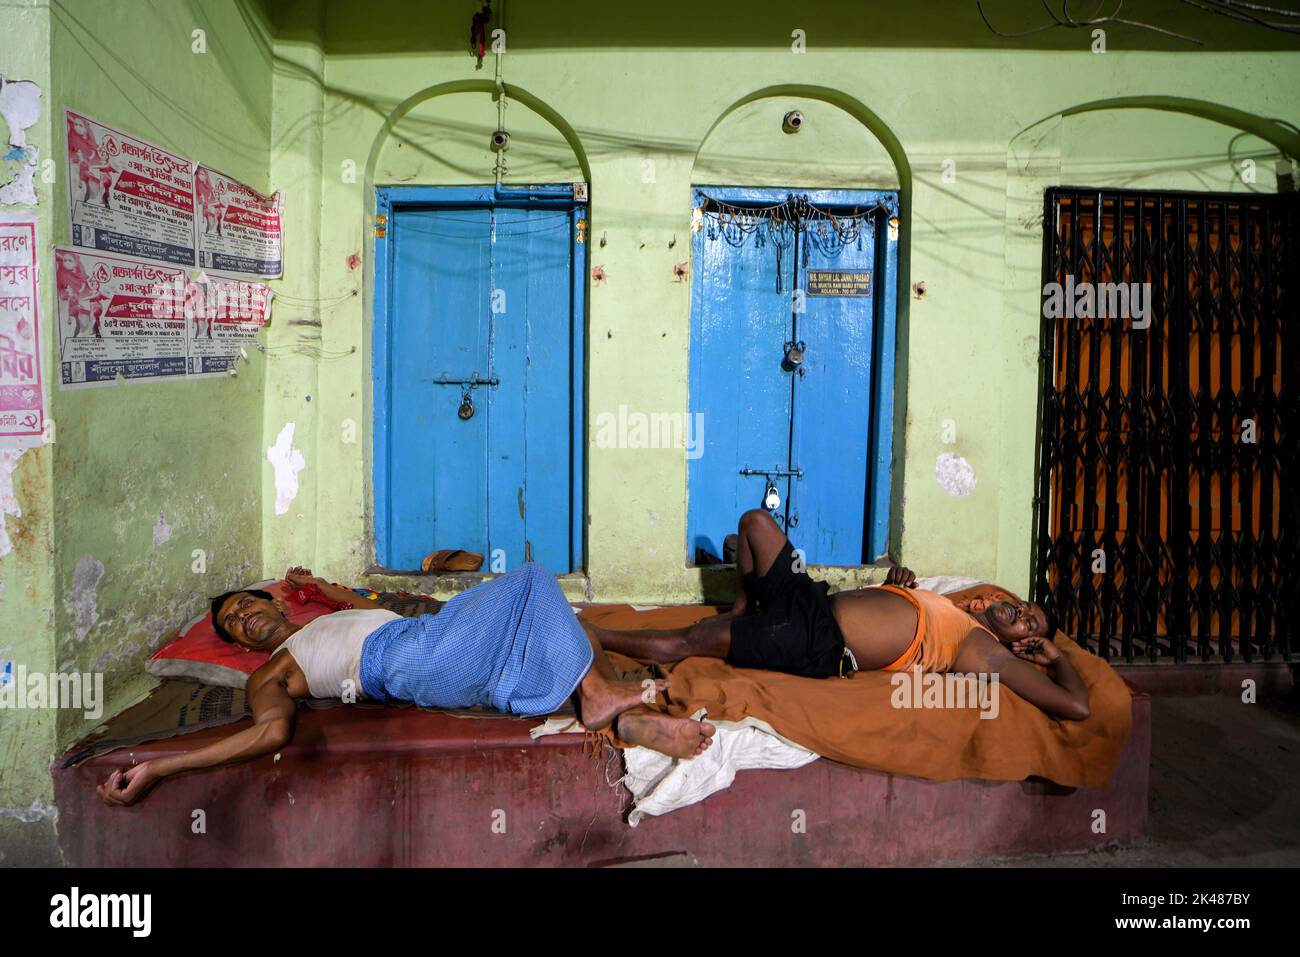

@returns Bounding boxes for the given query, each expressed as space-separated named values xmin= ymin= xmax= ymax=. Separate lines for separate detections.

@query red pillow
xmin=147 ymin=579 xmax=337 ymax=688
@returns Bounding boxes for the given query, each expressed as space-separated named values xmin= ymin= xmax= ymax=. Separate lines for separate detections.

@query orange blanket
xmin=580 ymin=587 xmax=1134 ymax=789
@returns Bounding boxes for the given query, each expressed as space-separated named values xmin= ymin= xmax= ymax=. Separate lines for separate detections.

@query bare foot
xmin=577 ymin=676 xmax=668 ymax=731
xmin=615 ymin=707 xmax=716 ymax=759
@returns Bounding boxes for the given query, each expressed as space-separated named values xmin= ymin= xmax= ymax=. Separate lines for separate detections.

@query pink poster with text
xmin=65 ymin=109 xmax=195 ymax=268
xmin=195 ymin=165 xmax=283 ymax=278
xmin=0 ymin=214 xmax=44 ymax=447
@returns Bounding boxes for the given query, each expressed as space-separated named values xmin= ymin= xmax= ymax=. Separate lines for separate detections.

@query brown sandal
xmin=420 ymin=549 xmax=484 ymax=573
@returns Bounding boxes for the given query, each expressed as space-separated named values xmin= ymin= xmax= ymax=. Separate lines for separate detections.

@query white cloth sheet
xmin=532 ymin=576 xmax=987 ymax=823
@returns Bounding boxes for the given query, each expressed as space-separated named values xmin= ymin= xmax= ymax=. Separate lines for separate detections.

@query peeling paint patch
xmin=66 ymin=554 xmax=106 ymax=641
xmin=268 ymin=422 xmax=306 ymax=516
xmin=0 ymin=449 xmax=23 ymax=557
xmin=0 ymin=77 xmax=42 ymax=205
xmin=0 ymin=799 xmax=58 ymax=823
xmin=0 ymin=159 xmax=36 ymax=205
xmin=935 ymin=453 xmax=977 ymax=497
xmin=151 ymin=512 xmax=172 ymax=548
xmin=0 ymin=79 xmax=41 ymax=149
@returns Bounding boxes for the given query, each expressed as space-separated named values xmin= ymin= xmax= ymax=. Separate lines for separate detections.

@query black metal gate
xmin=1031 ymin=187 xmax=1299 ymax=663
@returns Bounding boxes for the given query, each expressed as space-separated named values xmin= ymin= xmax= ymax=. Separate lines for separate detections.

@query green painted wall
xmin=0 ymin=0 xmax=275 ymax=864
xmin=46 ymin=0 xmax=274 ymax=743
xmin=0 ymin=0 xmax=58 ymax=866
xmin=257 ymin=0 xmax=1300 ymax=606
xmin=259 ymin=0 xmax=323 ymax=578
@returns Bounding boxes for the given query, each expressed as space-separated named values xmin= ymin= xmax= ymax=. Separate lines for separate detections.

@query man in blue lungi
xmin=98 ymin=564 xmax=715 ymax=807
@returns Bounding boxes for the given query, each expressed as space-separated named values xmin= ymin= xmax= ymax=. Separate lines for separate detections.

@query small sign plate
xmin=806 ymin=269 xmax=871 ymax=297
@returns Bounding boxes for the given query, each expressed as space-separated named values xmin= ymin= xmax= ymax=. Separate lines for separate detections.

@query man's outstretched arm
xmin=284 ymin=566 xmax=442 ymax=617
xmin=98 ymin=664 xmax=298 ymax=807
xmin=953 ymin=630 xmax=1091 ymax=721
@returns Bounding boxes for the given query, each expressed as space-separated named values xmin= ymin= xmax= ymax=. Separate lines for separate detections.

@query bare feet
xmin=615 ymin=707 xmax=716 ymax=759
xmin=576 ymin=676 xmax=668 ymax=731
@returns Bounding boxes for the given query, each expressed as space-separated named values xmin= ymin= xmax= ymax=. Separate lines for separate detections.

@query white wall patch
xmin=935 ymin=452 xmax=977 ymax=497
xmin=0 ymin=159 xmax=37 ymax=206
xmin=0 ymin=78 xmax=42 ymax=206
xmin=268 ymin=422 xmax=305 ymax=515
xmin=151 ymin=512 xmax=172 ymax=548
xmin=0 ymin=449 xmax=22 ymax=558
xmin=0 ymin=799 xmax=59 ymax=823
xmin=0 ymin=79 xmax=41 ymax=149
xmin=67 ymin=554 xmax=106 ymax=642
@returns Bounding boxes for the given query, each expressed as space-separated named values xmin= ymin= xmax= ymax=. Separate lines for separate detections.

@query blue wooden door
xmin=379 ymin=194 xmax=582 ymax=572
xmin=790 ymin=210 xmax=880 ymax=564
xmin=688 ymin=213 xmax=796 ymax=563
xmin=688 ymin=188 xmax=898 ymax=566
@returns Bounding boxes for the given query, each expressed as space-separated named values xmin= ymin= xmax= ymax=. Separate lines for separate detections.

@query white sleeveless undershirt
xmin=272 ymin=608 xmax=401 ymax=699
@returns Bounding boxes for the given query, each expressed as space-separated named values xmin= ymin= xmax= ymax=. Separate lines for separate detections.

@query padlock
xmin=783 ymin=341 xmax=805 ymax=368
xmin=764 ymin=483 xmax=781 ymax=511
xmin=458 ymin=392 xmax=475 ymax=420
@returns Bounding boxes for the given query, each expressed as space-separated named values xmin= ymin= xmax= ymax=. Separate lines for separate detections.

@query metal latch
xmin=429 ymin=374 xmax=498 ymax=422
xmin=739 ymin=467 xmax=803 ymax=513
xmin=428 ymin=374 xmax=499 ymax=389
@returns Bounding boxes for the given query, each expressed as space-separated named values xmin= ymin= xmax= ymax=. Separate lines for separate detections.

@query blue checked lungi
xmin=358 ymin=563 xmax=594 ymax=717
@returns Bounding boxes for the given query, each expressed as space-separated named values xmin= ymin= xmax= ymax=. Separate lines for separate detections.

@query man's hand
xmin=283 ymin=568 xmax=361 ymax=612
xmin=97 ymin=761 xmax=160 ymax=808
xmin=884 ymin=566 xmax=918 ymax=588
xmin=1010 ymin=637 xmax=1062 ymax=667
xmin=284 ymin=566 xmax=327 ymax=589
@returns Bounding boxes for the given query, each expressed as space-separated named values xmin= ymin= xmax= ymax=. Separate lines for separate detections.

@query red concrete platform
xmin=55 ymin=687 xmax=1150 ymax=866
xmin=1115 ymin=661 xmax=1294 ymax=698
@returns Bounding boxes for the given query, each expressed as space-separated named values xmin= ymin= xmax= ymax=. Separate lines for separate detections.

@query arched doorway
xmin=367 ymin=84 xmax=589 ymax=573
xmin=687 ymin=90 xmax=908 ymax=566
xmin=1008 ymin=100 xmax=1300 ymax=662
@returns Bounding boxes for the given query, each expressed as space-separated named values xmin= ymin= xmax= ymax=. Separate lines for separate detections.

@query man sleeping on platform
xmin=589 ymin=509 xmax=1091 ymax=722
xmin=98 ymin=563 xmax=715 ymax=807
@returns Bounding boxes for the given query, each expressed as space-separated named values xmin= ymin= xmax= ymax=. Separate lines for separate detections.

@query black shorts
xmin=727 ymin=540 xmax=847 ymax=679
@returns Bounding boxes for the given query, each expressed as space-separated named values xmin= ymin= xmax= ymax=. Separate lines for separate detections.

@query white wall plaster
xmin=151 ymin=512 xmax=172 ymax=548
xmin=0 ymin=799 xmax=58 ymax=823
xmin=0 ymin=159 xmax=37 ymax=206
xmin=0 ymin=449 xmax=23 ymax=558
xmin=66 ymin=554 xmax=105 ymax=642
xmin=268 ymin=422 xmax=305 ymax=516
xmin=0 ymin=79 xmax=41 ymax=149
xmin=935 ymin=452 xmax=977 ymax=497
xmin=0 ymin=77 xmax=42 ymax=206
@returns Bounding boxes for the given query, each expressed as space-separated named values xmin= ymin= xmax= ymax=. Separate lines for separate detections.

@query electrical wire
xmin=977 ymin=0 xmax=1206 ymax=43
